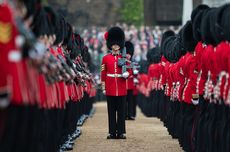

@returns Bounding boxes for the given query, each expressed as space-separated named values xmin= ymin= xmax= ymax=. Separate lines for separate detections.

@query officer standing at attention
xmin=101 ymin=27 xmax=128 ymax=139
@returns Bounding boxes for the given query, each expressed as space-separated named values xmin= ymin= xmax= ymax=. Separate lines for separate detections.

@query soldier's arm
xmin=101 ymin=56 xmax=106 ymax=91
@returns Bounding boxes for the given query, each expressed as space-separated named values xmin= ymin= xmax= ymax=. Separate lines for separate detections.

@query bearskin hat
xmin=160 ymin=30 xmax=175 ymax=54
xmin=181 ymin=21 xmax=197 ymax=52
xmin=212 ymin=4 xmax=229 ymax=43
xmin=18 ymin=0 xmax=38 ymax=19
xmin=106 ymin=26 xmax=125 ymax=50
xmin=162 ymin=27 xmax=186 ymax=63
xmin=191 ymin=5 xmax=209 ymax=41
xmin=32 ymin=8 xmax=50 ymax=37
xmin=82 ymin=46 xmax=91 ymax=63
xmin=161 ymin=36 xmax=176 ymax=60
xmin=164 ymin=36 xmax=185 ymax=63
xmin=125 ymin=41 xmax=134 ymax=57
xmin=147 ymin=47 xmax=161 ymax=64
xmin=191 ymin=4 xmax=210 ymax=22
xmin=215 ymin=4 xmax=230 ymax=42
xmin=221 ymin=5 xmax=230 ymax=41
xmin=200 ymin=8 xmax=216 ymax=45
xmin=63 ymin=22 xmax=72 ymax=46
xmin=209 ymin=8 xmax=221 ymax=46
xmin=44 ymin=6 xmax=59 ymax=35
xmin=54 ymin=14 xmax=66 ymax=45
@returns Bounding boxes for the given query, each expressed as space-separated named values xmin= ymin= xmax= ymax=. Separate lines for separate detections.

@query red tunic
xmin=0 ymin=3 xmax=13 ymax=99
xmin=214 ymin=42 xmax=230 ymax=101
xmin=165 ymin=63 xmax=172 ymax=97
xmin=176 ymin=56 xmax=186 ymax=102
xmin=226 ymin=50 xmax=230 ymax=105
xmin=195 ymin=42 xmax=206 ymax=96
xmin=182 ymin=52 xmax=198 ymax=104
xmin=101 ymin=53 xmax=127 ymax=96
xmin=0 ymin=3 xmax=29 ymax=106
xmin=148 ymin=63 xmax=161 ymax=90
xmin=198 ymin=45 xmax=212 ymax=99
xmin=126 ymin=62 xmax=134 ymax=90
xmin=133 ymin=85 xmax=139 ymax=95
xmin=137 ymin=74 xmax=149 ymax=96
xmin=169 ymin=63 xmax=179 ymax=101
xmin=160 ymin=57 xmax=169 ymax=87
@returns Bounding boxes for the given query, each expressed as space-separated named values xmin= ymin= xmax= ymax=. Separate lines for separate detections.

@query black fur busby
xmin=44 ymin=6 xmax=60 ymax=43
xmin=74 ymin=34 xmax=84 ymax=51
xmin=192 ymin=11 xmax=204 ymax=42
xmin=54 ymin=14 xmax=66 ymax=45
xmin=213 ymin=4 xmax=229 ymax=43
xmin=161 ymin=30 xmax=175 ymax=44
xmin=147 ymin=47 xmax=161 ymax=64
xmin=125 ymin=41 xmax=134 ymax=57
xmin=215 ymin=4 xmax=230 ymax=42
xmin=162 ymin=28 xmax=186 ymax=63
xmin=32 ymin=8 xmax=50 ymax=37
xmin=181 ymin=21 xmax=197 ymax=52
xmin=69 ymin=36 xmax=80 ymax=60
xmin=161 ymin=36 xmax=176 ymax=60
xmin=192 ymin=5 xmax=210 ymax=42
xmin=63 ymin=23 xmax=79 ymax=58
xmin=63 ymin=22 xmax=73 ymax=46
xmin=160 ymin=30 xmax=175 ymax=55
xmin=165 ymin=36 xmax=185 ymax=63
xmin=200 ymin=8 xmax=216 ymax=45
xmin=18 ymin=0 xmax=38 ymax=19
xmin=191 ymin=4 xmax=210 ymax=22
xmin=221 ymin=4 xmax=230 ymax=41
xmin=106 ymin=26 xmax=125 ymax=50
xmin=44 ymin=7 xmax=57 ymax=35
xmin=82 ymin=46 xmax=91 ymax=63
xmin=209 ymin=8 xmax=221 ymax=46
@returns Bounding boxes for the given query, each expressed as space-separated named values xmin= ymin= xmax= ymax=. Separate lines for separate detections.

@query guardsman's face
xmin=111 ymin=44 xmax=120 ymax=51
xmin=14 ymin=1 xmax=27 ymax=18
xmin=126 ymin=54 xmax=131 ymax=60
xmin=49 ymin=35 xmax=56 ymax=45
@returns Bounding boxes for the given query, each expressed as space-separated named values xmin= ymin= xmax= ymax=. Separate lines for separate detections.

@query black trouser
xmin=106 ymin=96 xmax=126 ymax=135
xmin=126 ymin=90 xmax=134 ymax=118
xmin=133 ymin=95 xmax=137 ymax=117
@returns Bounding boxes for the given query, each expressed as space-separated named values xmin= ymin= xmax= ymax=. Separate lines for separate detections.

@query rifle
xmin=118 ymin=47 xmax=127 ymax=74
xmin=57 ymin=55 xmax=74 ymax=81
xmin=126 ymin=61 xmax=140 ymax=75
xmin=118 ymin=47 xmax=140 ymax=75
xmin=14 ymin=17 xmax=44 ymax=59
xmin=64 ymin=54 xmax=87 ymax=86
xmin=45 ymin=55 xmax=61 ymax=84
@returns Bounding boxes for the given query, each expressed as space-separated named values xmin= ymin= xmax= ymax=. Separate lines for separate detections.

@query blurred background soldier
xmin=125 ymin=41 xmax=135 ymax=120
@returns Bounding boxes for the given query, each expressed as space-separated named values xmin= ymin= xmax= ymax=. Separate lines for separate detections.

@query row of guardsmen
xmin=0 ymin=0 xmax=96 ymax=152
xmin=137 ymin=4 xmax=230 ymax=152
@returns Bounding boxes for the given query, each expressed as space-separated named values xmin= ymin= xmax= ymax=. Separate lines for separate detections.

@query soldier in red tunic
xmin=101 ymin=27 xmax=127 ymax=139
xmin=124 ymin=41 xmax=135 ymax=120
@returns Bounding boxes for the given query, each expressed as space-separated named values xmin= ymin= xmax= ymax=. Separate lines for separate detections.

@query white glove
xmin=8 ymin=50 xmax=22 ymax=62
xmin=134 ymin=78 xmax=139 ymax=84
xmin=0 ymin=98 xmax=10 ymax=109
xmin=29 ymin=42 xmax=46 ymax=59
xmin=192 ymin=99 xmax=199 ymax=105
xmin=192 ymin=94 xmax=199 ymax=105
xmin=102 ymin=90 xmax=106 ymax=95
xmin=122 ymin=71 xmax=129 ymax=79
xmin=133 ymin=69 xmax=139 ymax=75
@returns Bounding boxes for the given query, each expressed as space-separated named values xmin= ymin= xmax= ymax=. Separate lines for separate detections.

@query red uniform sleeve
xmin=101 ymin=56 xmax=107 ymax=89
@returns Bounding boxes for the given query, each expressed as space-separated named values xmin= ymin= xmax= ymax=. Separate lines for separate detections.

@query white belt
xmin=107 ymin=74 xmax=122 ymax=77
